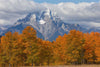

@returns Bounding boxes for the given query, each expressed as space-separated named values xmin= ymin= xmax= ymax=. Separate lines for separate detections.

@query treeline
xmin=0 ymin=26 xmax=100 ymax=67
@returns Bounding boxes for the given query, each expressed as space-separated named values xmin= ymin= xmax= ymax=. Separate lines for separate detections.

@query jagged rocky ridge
xmin=0 ymin=9 xmax=99 ymax=41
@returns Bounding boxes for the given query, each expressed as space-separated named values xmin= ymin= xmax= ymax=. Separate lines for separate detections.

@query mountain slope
xmin=0 ymin=9 xmax=90 ymax=41
xmin=0 ymin=25 xmax=11 ymax=35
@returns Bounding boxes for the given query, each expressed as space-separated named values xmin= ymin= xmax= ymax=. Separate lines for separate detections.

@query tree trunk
xmin=47 ymin=57 xmax=50 ymax=66
xmin=32 ymin=60 xmax=33 ymax=66
xmin=9 ymin=63 xmax=11 ymax=67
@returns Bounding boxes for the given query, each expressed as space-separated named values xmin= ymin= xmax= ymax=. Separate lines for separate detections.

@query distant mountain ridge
xmin=0 ymin=9 xmax=100 ymax=41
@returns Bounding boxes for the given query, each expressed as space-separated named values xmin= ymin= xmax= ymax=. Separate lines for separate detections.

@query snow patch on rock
xmin=39 ymin=19 xmax=46 ymax=24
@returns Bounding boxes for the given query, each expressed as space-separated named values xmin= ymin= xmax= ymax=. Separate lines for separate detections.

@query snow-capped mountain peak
xmin=0 ymin=9 xmax=83 ymax=41
xmin=31 ymin=14 xmax=36 ymax=20
xmin=39 ymin=19 xmax=46 ymax=24
xmin=44 ymin=9 xmax=51 ymax=16
xmin=1 ymin=9 xmax=99 ymax=41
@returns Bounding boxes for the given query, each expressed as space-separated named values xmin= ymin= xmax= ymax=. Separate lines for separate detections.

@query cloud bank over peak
xmin=0 ymin=0 xmax=100 ymax=28
xmin=0 ymin=0 xmax=45 ymax=25
xmin=43 ymin=2 xmax=100 ymax=27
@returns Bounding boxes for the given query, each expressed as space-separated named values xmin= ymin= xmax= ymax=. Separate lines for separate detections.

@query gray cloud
xmin=42 ymin=2 xmax=100 ymax=27
xmin=0 ymin=0 xmax=45 ymax=25
xmin=0 ymin=0 xmax=100 ymax=28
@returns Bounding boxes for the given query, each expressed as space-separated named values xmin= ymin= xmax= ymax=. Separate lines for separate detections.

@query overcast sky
xmin=0 ymin=0 xmax=100 ymax=28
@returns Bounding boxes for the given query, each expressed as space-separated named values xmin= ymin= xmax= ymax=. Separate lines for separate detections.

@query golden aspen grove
xmin=0 ymin=26 xmax=100 ymax=67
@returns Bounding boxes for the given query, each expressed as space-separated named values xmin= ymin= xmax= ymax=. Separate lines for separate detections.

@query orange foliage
xmin=0 ymin=27 xmax=100 ymax=67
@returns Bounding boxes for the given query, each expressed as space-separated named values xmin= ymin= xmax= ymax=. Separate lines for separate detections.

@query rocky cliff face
xmin=1 ymin=9 xmax=98 ymax=41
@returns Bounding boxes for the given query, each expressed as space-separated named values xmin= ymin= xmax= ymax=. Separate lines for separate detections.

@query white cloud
xmin=0 ymin=0 xmax=100 ymax=28
xmin=89 ymin=22 xmax=100 ymax=27
xmin=0 ymin=0 xmax=45 ymax=25
xmin=0 ymin=19 xmax=7 ymax=24
xmin=43 ymin=2 xmax=100 ymax=28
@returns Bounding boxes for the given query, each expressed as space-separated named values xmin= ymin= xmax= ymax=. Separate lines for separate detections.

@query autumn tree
xmin=84 ymin=32 xmax=97 ymax=64
xmin=38 ymin=40 xmax=54 ymax=65
xmin=65 ymin=30 xmax=85 ymax=64
xmin=53 ymin=34 xmax=68 ymax=65
xmin=21 ymin=26 xmax=39 ymax=66
xmin=94 ymin=32 xmax=100 ymax=63
xmin=0 ymin=26 xmax=100 ymax=66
